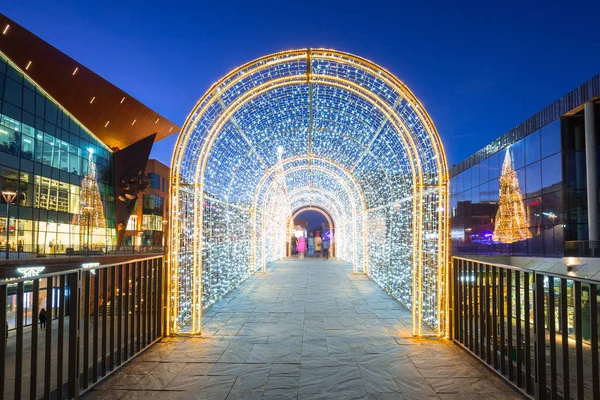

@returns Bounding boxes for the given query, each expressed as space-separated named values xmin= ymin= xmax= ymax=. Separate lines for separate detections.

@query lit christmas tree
xmin=492 ymin=148 xmax=532 ymax=243
xmin=73 ymin=149 xmax=106 ymax=246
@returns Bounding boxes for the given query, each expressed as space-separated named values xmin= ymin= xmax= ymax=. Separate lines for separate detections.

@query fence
xmin=0 ymin=254 xmax=164 ymax=399
xmin=452 ymin=256 xmax=599 ymax=399
xmin=0 ymin=245 xmax=165 ymax=260
xmin=564 ymin=241 xmax=600 ymax=258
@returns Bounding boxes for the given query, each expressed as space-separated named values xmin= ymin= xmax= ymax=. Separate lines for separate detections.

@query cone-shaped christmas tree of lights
xmin=492 ymin=148 xmax=532 ymax=243
xmin=73 ymin=149 xmax=106 ymax=245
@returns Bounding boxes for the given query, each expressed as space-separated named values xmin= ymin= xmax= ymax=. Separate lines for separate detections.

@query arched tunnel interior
xmin=169 ymin=49 xmax=449 ymax=337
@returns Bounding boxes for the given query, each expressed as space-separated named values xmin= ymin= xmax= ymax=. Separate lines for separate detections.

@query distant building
xmin=122 ymin=159 xmax=169 ymax=247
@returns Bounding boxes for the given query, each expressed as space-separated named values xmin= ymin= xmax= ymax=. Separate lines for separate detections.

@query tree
xmin=73 ymin=150 xmax=106 ymax=246
xmin=492 ymin=148 xmax=532 ymax=243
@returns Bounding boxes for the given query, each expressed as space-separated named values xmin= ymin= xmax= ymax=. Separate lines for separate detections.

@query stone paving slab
xmin=84 ymin=259 xmax=523 ymax=399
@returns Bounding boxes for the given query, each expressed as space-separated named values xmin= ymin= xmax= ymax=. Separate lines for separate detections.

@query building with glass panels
xmin=0 ymin=14 xmax=178 ymax=258
xmin=122 ymin=159 xmax=169 ymax=248
xmin=450 ymin=74 xmax=600 ymax=259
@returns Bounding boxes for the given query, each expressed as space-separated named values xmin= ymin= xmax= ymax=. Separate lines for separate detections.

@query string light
xmin=169 ymin=49 xmax=449 ymax=336
xmin=72 ymin=150 xmax=107 ymax=246
xmin=493 ymin=148 xmax=532 ymax=243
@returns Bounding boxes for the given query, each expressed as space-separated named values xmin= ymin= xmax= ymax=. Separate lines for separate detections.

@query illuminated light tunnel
xmin=168 ymin=49 xmax=449 ymax=336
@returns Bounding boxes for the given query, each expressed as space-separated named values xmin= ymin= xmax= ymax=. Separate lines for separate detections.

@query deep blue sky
xmin=295 ymin=210 xmax=328 ymax=233
xmin=3 ymin=1 xmax=600 ymax=167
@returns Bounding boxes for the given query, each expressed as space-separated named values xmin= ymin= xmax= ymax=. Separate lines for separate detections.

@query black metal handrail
xmin=564 ymin=240 xmax=600 ymax=258
xmin=0 ymin=254 xmax=164 ymax=399
xmin=452 ymin=256 xmax=599 ymax=399
xmin=0 ymin=245 xmax=166 ymax=260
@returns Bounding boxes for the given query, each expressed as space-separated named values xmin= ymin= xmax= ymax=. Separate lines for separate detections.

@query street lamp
xmin=83 ymin=206 xmax=94 ymax=256
xmin=162 ymin=220 xmax=168 ymax=248
xmin=2 ymin=190 xmax=17 ymax=260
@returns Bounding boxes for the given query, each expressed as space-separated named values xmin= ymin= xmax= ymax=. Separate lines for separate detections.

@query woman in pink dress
xmin=296 ymin=235 xmax=306 ymax=259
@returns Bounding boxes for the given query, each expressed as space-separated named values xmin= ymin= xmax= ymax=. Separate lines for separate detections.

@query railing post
xmin=68 ymin=271 xmax=81 ymax=398
xmin=158 ymin=257 xmax=165 ymax=338
xmin=534 ymin=273 xmax=546 ymax=400
xmin=452 ymin=258 xmax=458 ymax=341
xmin=0 ymin=284 xmax=7 ymax=396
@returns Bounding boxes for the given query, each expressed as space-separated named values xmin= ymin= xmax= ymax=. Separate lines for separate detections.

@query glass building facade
xmin=0 ymin=53 xmax=116 ymax=255
xmin=450 ymin=74 xmax=600 ymax=257
xmin=451 ymin=120 xmax=563 ymax=256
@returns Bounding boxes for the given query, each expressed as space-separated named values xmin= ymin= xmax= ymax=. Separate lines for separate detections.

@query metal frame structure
xmin=169 ymin=49 xmax=449 ymax=336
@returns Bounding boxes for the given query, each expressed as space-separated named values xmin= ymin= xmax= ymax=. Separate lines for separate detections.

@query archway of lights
xmin=168 ymin=49 xmax=449 ymax=337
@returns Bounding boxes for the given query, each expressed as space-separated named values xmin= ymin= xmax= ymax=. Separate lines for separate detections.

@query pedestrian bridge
xmin=1 ymin=50 xmax=595 ymax=400
xmin=90 ymin=259 xmax=517 ymax=399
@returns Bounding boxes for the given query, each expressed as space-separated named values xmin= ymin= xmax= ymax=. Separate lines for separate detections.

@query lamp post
xmin=83 ymin=206 xmax=94 ymax=256
xmin=162 ymin=220 xmax=168 ymax=249
xmin=2 ymin=190 xmax=17 ymax=260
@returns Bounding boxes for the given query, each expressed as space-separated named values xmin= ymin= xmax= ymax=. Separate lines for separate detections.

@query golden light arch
xmin=169 ymin=49 xmax=449 ymax=337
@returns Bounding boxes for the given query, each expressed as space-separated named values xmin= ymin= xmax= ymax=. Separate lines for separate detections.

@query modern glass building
xmin=450 ymin=74 xmax=600 ymax=258
xmin=0 ymin=53 xmax=116 ymax=254
xmin=0 ymin=14 xmax=179 ymax=257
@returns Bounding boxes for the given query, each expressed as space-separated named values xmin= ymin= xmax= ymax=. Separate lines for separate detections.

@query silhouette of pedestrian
xmin=39 ymin=308 xmax=47 ymax=330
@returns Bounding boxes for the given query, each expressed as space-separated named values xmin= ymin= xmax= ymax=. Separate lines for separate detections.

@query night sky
xmin=3 ymin=1 xmax=600 ymax=167
xmin=295 ymin=210 xmax=328 ymax=233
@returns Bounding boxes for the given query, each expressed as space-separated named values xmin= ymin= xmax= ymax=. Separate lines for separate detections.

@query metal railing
xmin=0 ymin=245 xmax=166 ymax=260
xmin=564 ymin=241 xmax=600 ymax=258
xmin=452 ymin=256 xmax=599 ymax=399
xmin=0 ymin=254 xmax=164 ymax=399
xmin=452 ymin=242 xmax=563 ymax=258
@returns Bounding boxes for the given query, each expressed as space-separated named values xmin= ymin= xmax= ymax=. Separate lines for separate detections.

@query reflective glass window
xmin=457 ymin=192 xmax=466 ymax=217
xmin=479 ymin=182 xmax=490 ymax=202
xmin=541 ymin=153 xmax=562 ymax=193
xmin=489 ymin=153 xmax=501 ymax=180
xmin=21 ymin=135 xmax=33 ymax=160
xmin=489 ymin=178 xmax=499 ymax=202
xmin=451 ymin=196 xmax=458 ymax=218
xmin=22 ymin=88 xmax=34 ymax=113
xmin=471 ymin=185 xmax=480 ymax=204
xmin=3 ymin=77 xmax=22 ymax=107
xmin=542 ymin=190 xmax=563 ymax=225
xmin=450 ymin=177 xmax=457 ymax=197
xmin=148 ymin=173 xmax=160 ymax=190
xmin=471 ymin=163 xmax=479 ymax=188
xmin=525 ymin=130 xmax=541 ymax=165
xmin=142 ymin=194 xmax=164 ymax=215
xmin=511 ymin=139 xmax=525 ymax=170
xmin=525 ymin=196 xmax=542 ymax=230
xmin=478 ymin=158 xmax=489 ymax=184
xmin=525 ymin=162 xmax=541 ymax=198
xmin=464 ymin=168 xmax=472 ymax=191
xmin=541 ymin=120 xmax=561 ymax=158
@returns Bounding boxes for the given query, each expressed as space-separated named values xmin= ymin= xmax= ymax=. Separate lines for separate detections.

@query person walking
xmin=314 ymin=232 xmax=322 ymax=257
xmin=291 ymin=235 xmax=297 ymax=255
xmin=322 ymin=234 xmax=331 ymax=260
xmin=39 ymin=308 xmax=47 ymax=330
xmin=296 ymin=235 xmax=306 ymax=259
xmin=307 ymin=233 xmax=315 ymax=257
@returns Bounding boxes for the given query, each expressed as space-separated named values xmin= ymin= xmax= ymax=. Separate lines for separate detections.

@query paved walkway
xmin=86 ymin=259 xmax=522 ymax=399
